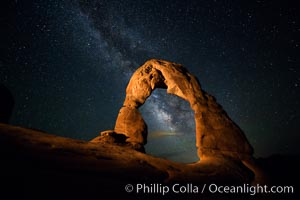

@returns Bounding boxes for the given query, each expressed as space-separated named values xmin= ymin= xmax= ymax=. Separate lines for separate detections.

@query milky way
xmin=1 ymin=0 xmax=299 ymax=162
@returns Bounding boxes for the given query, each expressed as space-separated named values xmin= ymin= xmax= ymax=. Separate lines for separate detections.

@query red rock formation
xmin=113 ymin=59 xmax=253 ymax=160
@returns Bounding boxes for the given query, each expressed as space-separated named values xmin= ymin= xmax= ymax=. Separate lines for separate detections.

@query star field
xmin=0 ymin=0 xmax=299 ymax=162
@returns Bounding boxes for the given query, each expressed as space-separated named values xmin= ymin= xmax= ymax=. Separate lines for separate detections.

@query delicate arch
xmin=114 ymin=59 xmax=253 ymax=160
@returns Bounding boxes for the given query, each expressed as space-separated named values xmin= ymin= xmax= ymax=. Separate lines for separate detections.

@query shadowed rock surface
xmin=112 ymin=59 xmax=253 ymax=160
xmin=0 ymin=123 xmax=297 ymax=200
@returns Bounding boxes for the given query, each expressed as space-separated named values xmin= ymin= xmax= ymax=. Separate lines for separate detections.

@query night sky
xmin=1 ymin=0 xmax=299 ymax=162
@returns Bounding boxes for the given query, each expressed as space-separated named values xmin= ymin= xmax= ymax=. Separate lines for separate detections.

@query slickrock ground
xmin=0 ymin=123 xmax=298 ymax=200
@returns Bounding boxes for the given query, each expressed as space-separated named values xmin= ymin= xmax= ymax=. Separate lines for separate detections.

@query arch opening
xmin=140 ymin=89 xmax=198 ymax=163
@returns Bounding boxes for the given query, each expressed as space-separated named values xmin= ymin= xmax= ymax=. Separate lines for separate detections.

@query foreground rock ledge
xmin=3 ymin=124 xmax=299 ymax=200
xmin=0 ymin=123 xmax=257 ymax=184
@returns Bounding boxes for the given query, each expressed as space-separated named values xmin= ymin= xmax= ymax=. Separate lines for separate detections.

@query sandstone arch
xmin=114 ymin=59 xmax=253 ymax=160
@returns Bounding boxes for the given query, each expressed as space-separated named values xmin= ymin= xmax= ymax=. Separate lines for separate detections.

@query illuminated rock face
xmin=114 ymin=59 xmax=253 ymax=160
